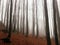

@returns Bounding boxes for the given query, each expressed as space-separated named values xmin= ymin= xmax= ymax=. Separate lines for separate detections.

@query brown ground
xmin=0 ymin=32 xmax=56 ymax=45
xmin=0 ymin=22 xmax=56 ymax=45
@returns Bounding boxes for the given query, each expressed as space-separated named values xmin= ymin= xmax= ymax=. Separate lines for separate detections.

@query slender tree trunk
xmin=13 ymin=0 xmax=17 ymax=32
xmin=20 ymin=1 xmax=23 ymax=33
xmin=26 ymin=0 xmax=28 ymax=37
xmin=17 ymin=0 xmax=20 ymax=33
xmin=33 ymin=0 xmax=35 ymax=36
xmin=8 ymin=0 xmax=12 ymax=38
xmin=56 ymin=3 xmax=60 ymax=45
xmin=44 ymin=0 xmax=51 ymax=45
xmin=36 ymin=0 xmax=38 ymax=37
xmin=6 ymin=1 xmax=9 ymax=31
xmin=22 ymin=0 xmax=25 ymax=34
xmin=53 ymin=0 xmax=59 ymax=45
xmin=1 ymin=0 xmax=4 ymax=23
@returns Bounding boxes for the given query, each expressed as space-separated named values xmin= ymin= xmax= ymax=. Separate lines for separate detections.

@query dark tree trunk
xmin=44 ymin=0 xmax=51 ymax=45
xmin=13 ymin=0 xmax=17 ymax=32
xmin=53 ymin=0 xmax=59 ymax=45
xmin=6 ymin=5 xmax=9 ymax=31
xmin=22 ymin=0 xmax=25 ymax=34
xmin=8 ymin=0 xmax=12 ymax=38
xmin=36 ymin=0 xmax=38 ymax=37
xmin=56 ymin=5 xmax=60 ymax=45
xmin=1 ymin=0 xmax=13 ymax=43
xmin=33 ymin=0 xmax=35 ymax=36
xmin=1 ymin=0 xmax=4 ymax=23
xmin=17 ymin=0 xmax=20 ymax=33
xmin=26 ymin=0 xmax=28 ymax=37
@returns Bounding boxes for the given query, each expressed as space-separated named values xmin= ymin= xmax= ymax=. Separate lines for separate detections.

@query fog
xmin=0 ymin=0 xmax=60 ymax=38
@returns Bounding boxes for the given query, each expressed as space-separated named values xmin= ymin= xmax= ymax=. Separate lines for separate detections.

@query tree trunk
xmin=13 ymin=0 xmax=17 ymax=32
xmin=17 ymin=0 xmax=20 ymax=33
xmin=8 ymin=0 xmax=12 ymax=38
xmin=36 ymin=0 xmax=38 ymax=37
xmin=53 ymin=0 xmax=59 ymax=45
xmin=26 ymin=0 xmax=28 ymax=37
xmin=22 ymin=0 xmax=25 ymax=34
xmin=44 ymin=0 xmax=51 ymax=45
xmin=33 ymin=0 xmax=35 ymax=36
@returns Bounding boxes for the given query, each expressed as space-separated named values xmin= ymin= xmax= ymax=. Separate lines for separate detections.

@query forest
xmin=0 ymin=0 xmax=60 ymax=45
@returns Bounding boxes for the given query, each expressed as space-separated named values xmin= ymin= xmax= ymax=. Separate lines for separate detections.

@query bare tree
xmin=32 ymin=0 xmax=35 ymax=36
xmin=1 ymin=1 xmax=4 ymax=23
xmin=13 ymin=0 xmax=17 ymax=32
xmin=20 ymin=1 xmax=23 ymax=33
xmin=36 ymin=0 xmax=38 ymax=37
xmin=56 ymin=4 xmax=60 ymax=45
xmin=22 ymin=0 xmax=25 ymax=34
xmin=53 ymin=0 xmax=59 ymax=45
xmin=7 ymin=0 xmax=12 ymax=39
xmin=17 ymin=0 xmax=20 ymax=33
xmin=44 ymin=0 xmax=51 ymax=45
xmin=1 ymin=0 xmax=13 ymax=42
xmin=6 ymin=3 xmax=9 ymax=31
xmin=26 ymin=0 xmax=28 ymax=37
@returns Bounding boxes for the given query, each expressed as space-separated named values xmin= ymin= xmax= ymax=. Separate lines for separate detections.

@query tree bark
xmin=33 ymin=0 xmax=35 ymax=36
xmin=22 ymin=0 xmax=25 ymax=34
xmin=8 ymin=0 xmax=12 ymax=38
xmin=44 ymin=0 xmax=51 ymax=45
xmin=26 ymin=0 xmax=28 ymax=37
xmin=53 ymin=0 xmax=59 ymax=45
xmin=13 ymin=0 xmax=17 ymax=32
xmin=36 ymin=0 xmax=38 ymax=37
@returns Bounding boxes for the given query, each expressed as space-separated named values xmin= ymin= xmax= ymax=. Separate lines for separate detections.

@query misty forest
xmin=0 ymin=0 xmax=60 ymax=45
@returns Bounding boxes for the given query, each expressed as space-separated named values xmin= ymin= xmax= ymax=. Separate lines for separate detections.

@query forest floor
xmin=0 ymin=32 xmax=56 ymax=45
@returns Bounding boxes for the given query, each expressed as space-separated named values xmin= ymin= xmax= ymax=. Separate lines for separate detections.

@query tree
xmin=17 ymin=1 xmax=20 ymax=33
xmin=26 ymin=0 xmax=28 ymax=37
xmin=22 ymin=0 xmax=25 ymax=34
xmin=44 ymin=0 xmax=51 ymax=45
xmin=32 ymin=0 xmax=35 ymax=36
xmin=13 ymin=0 xmax=17 ymax=32
xmin=6 ymin=2 xmax=9 ymax=32
xmin=7 ymin=0 xmax=12 ymax=39
xmin=56 ymin=5 xmax=60 ymax=45
xmin=36 ymin=0 xmax=38 ymax=37
xmin=20 ymin=0 xmax=24 ymax=33
xmin=53 ymin=0 xmax=59 ymax=45
xmin=1 ymin=0 xmax=13 ymax=43
xmin=1 ymin=1 xmax=4 ymax=23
